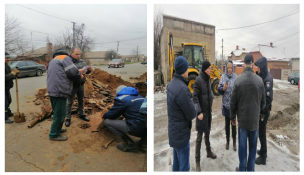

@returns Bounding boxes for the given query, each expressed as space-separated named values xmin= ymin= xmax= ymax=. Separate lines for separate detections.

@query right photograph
xmin=154 ymin=4 xmax=300 ymax=172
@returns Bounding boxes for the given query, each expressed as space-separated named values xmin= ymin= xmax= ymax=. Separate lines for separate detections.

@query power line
xmin=271 ymin=32 xmax=299 ymax=43
xmin=255 ymin=25 xmax=299 ymax=44
xmin=17 ymin=4 xmax=72 ymax=22
xmin=92 ymin=36 xmax=146 ymax=44
xmin=217 ymin=11 xmax=299 ymax=31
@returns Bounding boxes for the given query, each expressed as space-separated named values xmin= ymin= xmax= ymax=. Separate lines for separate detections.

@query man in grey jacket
xmin=230 ymin=54 xmax=266 ymax=171
xmin=47 ymin=48 xmax=83 ymax=141
xmin=65 ymin=47 xmax=92 ymax=127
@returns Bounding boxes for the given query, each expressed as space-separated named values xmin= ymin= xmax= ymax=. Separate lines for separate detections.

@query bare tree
xmin=105 ymin=49 xmax=117 ymax=60
xmin=5 ymin=14 xmax=30 ymax=56
xmin=154 ymin=7 xmax=163 ymax=70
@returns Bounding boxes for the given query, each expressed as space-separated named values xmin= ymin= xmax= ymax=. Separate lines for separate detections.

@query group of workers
xmin=167 ymin=54 xmax=273 ymax=172
xmin=5 ymin=49 xmax=147 ymax=152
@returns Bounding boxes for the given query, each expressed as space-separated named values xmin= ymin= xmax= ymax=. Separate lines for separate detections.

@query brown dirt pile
xmin=130 ymin=72 xmax=147 ymax=81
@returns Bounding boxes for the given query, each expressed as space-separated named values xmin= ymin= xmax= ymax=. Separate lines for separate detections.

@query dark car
xmin=141 ymin=61 xmax=147 ymax=65
xmin=8 ymin=61 xmax=47 ymax=78
xmin=108 ymin=59 xmax=125 ymax=68
xmin=287 ymin=72 xmax=300 ymax=85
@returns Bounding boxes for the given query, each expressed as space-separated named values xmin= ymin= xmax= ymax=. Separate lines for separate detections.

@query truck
xmin=167 ymin=32 xmax=222 ymax=95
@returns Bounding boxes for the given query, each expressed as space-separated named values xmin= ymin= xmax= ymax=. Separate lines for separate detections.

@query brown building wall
xmin=160 ymin=15 xmax=216 ymax=85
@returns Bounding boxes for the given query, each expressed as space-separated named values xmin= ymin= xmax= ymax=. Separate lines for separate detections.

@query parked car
xmin=287 ymin=72 xmax=300 ymax=85
xmin=141 ymin=61 xmax=147 ymax=65
xmin=108 ymin=59 xmax=125 ymax=68
xmin=8 ymin=61 xmax=47 ymax=78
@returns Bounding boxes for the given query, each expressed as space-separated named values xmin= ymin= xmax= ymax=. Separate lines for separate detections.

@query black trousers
xmin=195 ymin=130 xmax=211 ymax=163
xmin=225 ymin=117 xmax=236 ymax=139
xmin=258 ymin=110 xmax=270 ymax=158
xmin=5 ymin=89 xmax=12 ymax=120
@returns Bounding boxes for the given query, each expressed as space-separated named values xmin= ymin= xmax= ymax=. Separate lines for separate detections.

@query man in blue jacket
xmin=47 ymin=48 xmax=83 ymax=141
xmin=167 ymin=56 xmax=198 ymax=171
xmin=103 ymin=85 xmax=146 ymax=152
xmin=254 ymin=57 xmax=273 ymax=165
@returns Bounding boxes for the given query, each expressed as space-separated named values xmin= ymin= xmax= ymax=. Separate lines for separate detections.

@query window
xmin=256 ymin=53 xmax=258 ymax=58
xmin=18 ymin=62 xmax=27 ymax=67
xmin=26 ymin=61 xmax=37 ymax=66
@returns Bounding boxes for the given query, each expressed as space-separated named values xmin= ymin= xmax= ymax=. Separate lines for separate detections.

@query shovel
xmin=13 ymin=75 xmax=26 ymax=123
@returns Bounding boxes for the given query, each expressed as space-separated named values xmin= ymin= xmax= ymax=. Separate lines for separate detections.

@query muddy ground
xmin=154 ymin=79 xmax=299 ymax=171
xmin=5 ymin=67 xmax=147 ymax=172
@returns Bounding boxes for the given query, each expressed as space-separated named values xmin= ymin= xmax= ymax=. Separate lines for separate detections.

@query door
xmin=270 ymin=69 xmax=281 ymax=80
xmin=26 ymin=61 xmax=38 ymax=76
xmin=16 ymin=61 xmax=28 ymax=77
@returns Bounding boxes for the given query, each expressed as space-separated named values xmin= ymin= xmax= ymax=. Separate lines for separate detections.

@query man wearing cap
xmin=254 ymin=57 xmax=273 ymax=165
xmin=103 ymin=85 xmax=146 ymax=152
xmin=65 ymin=46 xmax=92 ymax=127
xmin=230 ymin=54 xmax=266 ymax=171
xmin=47 ymin=48 xmax=83 ymax=141
xmin=5 ymin=51 xmax=19 ymax=123
xmin=167 ymin=56 xmax=198 ymax=171
xmin=192 ymin=60 xmax=217 ymax=172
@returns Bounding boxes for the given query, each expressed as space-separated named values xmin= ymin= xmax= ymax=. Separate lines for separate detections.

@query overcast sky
xmin=155 ymin=4 xmax=300 ymax=59
xmin=5 ymin=4 xmax=147 ymax=56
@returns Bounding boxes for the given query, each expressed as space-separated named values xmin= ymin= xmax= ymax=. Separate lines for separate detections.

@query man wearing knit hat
xmin=103 ymin=85 xmax=146 ymax=152
xmin=230 ymin=54 xmax=266 ymax=171
xmin=167 ymin=56 xmax=198 ymax=171
xmin=192 ymin=60 xmax=217 ymax=171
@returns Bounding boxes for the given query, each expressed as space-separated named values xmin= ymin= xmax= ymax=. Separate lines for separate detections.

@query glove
xmin=11 ymin=69 xmax=20 ymax=76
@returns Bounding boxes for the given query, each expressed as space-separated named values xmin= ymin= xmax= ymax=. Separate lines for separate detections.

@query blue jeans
xmin=173 ymin=141 xmax=190 ymax=171
xmin=238 ymin=127 xmax=258 ymax=172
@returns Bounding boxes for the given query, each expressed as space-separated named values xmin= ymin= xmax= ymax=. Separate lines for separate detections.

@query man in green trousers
xmin=47 ymin=49 xmax=83 ymax=141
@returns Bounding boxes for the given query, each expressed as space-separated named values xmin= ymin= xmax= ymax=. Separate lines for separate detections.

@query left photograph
xmin=5 ymin=4 xmax=147 ymax=172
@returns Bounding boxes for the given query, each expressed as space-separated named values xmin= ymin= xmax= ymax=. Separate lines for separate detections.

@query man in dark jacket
xmin=5 ymin=51 xmax=19 ymax=124
xmin=167 ymin=56 xmax=198 ymax=171
xmin=193 ymin=60 xmax=217 ymax=172
xmin=47 ymin=48 xmax=83 ymax=141
xmin=230 ymin=54 xmax=266 ymax=171
xmin=103 ymin=85 xmax=146 ymax=152
xmin=254 ymin=57 xmax=273 ymax=165
xmin=65 ymin=47 xmax=92 ymax=127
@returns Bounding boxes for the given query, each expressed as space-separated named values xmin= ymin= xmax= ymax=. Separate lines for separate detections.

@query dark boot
xmin=257 ymin=149 xmax=267 ymax=158
xmin=255 ymin=156 xmax=266 ymax=165
xmin=196 ymin=162 xmax=201 ymax=172
xmin=116 ymin=135 xmax=138 ymax=152
xmin=49 ymin=135 xmax=68 ymax=141
xmin=233 ymin=137 xmax=237 ymax=151
xmin=79 ymin=114 xmax=90 ymax=121
xmin=226 ymin=137 xmax=229 ymax=150
xmin=65 ymin=119 xmax=71 ymax=127
xmin=206 ymin=147 xmax=217 ymax=159
xmin=8 ymin=112 xmax=15 ymax=117
xmin=5 ymin=118 xmax=14 ymax=124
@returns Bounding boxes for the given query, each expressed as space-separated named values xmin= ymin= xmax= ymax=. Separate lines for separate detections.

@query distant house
xmin=120 ymin=54 xmax=146 ymax=62
xmin=289 ymin=57 xmax=300 ymax=73
xmin=17 ymin=43 xmax=53 ymax=65
xmin=226 ymin=42 xmax=291 ymax=80
xmin=227 ymin=46 xmax=249 ymax=61
xmin=83 ymin=51 xmax=108 ymax=65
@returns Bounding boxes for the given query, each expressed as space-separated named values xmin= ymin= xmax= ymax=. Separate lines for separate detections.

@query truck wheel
xmin=211 ymin=79 xmax=220 ymax=96
xmin=188 ymin=74 xmax=197 ymax=94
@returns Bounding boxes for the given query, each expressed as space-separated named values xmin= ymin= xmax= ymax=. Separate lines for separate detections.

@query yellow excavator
xmin=168 ymin=32 xmax=222 ymax=96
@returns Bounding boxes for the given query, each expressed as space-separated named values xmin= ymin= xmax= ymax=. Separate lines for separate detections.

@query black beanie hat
xmin=244 ymin=54 xmax=254 ymax=64
xmin=174 ymin=56 xmax=188 ymax=75
xmin=5 ymin=51 xmax=10 ymax=58
xmin=53 ymin=48 xmax=68 ymax=58
xmin=201 ymin=60 xmax=211 ymax=72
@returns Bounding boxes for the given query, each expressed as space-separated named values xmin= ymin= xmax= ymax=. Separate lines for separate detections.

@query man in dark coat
xmin=192 ymin=60 xmax=217 ymax=172
xmin=103 ymin=85 xmax=146 ymax=152
xmin=5 ymin=51 xmax=19 ymax=123
xmin=65 ymin=46 xmax=92 ymax=127
xmin=254 ymin=57 xmax=273 ymax=165
xmin=167 ymin=56 xmax=198 ymax=171
xmin=230 ymin=54 xmax=266 ymax=171
xmin=47 ymin=48 xmax=83 ymax=141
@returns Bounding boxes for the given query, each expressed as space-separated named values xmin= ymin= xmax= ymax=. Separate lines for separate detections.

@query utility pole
xmin=222 ymin=38 xmax=224 ymax=63
xmin=116 ymin=41 xmax=119 ymax=58
xmin=72 ymin=22 xmax=76 ymax=47
xmin=31 ymin=32 xmax=33 ymax=51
